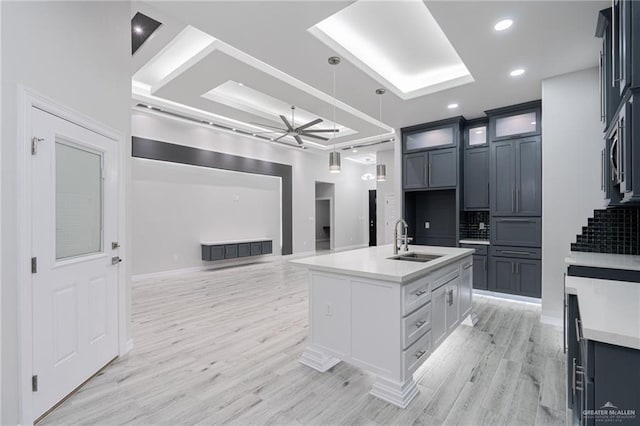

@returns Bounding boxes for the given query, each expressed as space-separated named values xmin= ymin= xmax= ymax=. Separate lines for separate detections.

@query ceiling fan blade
xmin=294 ymin=135 xmax=304 ymax=145
xmin=249 ymin=123 xmax=287 ymax=131
xmin=301 ymin=133 xmax=329 ymax=141
xmin=279 ymin=115 xmax=294 ymax=131
xmin=296 ymin=118 xmax=323 ymax=131
xmin=253 ymin=131 xmax=283 ymax=134
xmin=302 ymin=129 xmax=340 ymax=133
xmin=273 ymin=133 xmax=288 ymax=142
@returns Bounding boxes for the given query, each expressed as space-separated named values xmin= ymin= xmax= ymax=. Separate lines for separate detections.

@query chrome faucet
xmin=394 ymin=219 xmax=410 ymax=255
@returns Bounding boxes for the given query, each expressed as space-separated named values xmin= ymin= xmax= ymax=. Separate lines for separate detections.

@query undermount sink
xmin=387 ymin=252 xmax=443 ymax=263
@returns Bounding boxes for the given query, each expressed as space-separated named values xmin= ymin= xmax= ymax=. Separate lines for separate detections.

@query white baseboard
xmin=473 ymin=289 xmax=541 ymax=305
xmin=540 ymin=315 xmax=563 ymax=328
xmin=132 ymin=255 xmax=279 ymax=282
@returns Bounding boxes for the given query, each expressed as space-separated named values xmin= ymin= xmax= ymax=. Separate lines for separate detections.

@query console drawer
xmin=402 ymin=301 xmax=431 ymax=349
xmin=402 ymin=275 xmax=431 ymax=316
xmin=403 ymin=330 xmax=432 ymax=376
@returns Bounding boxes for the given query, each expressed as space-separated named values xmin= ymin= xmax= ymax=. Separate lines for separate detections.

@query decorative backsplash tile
xmin=460 ymin=211 xmax=490 ymax=240
xmin=570 ymin=207 xmax=640 ymax=255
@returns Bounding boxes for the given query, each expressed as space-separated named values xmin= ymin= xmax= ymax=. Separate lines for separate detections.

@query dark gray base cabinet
xmin=472 ymin=254 xmax=488 ymax=290
xmin=488 ymin=255 xmax=541 ymax=298
xmin=567 ymin=294 xmax=640 ymax=426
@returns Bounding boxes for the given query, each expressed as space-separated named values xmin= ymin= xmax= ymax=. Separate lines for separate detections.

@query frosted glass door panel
xmin=406 ymin=127 xmax=454 ymax=151
xmin=468 ymin=126 xmax=487 ymax=146
xmin=495 ymin=112 xmax=537 ymax=138
xmin=56 ymin=141 xmax=103 ymax=260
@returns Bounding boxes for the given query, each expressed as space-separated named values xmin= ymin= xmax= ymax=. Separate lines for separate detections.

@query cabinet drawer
xmin=431 ymin=263 xmax=460 ymax=290
xmin=403 ymin=330 xmax=432 ymax=376
xmin=402 ymin=276 xmax=431 ymax=316
xmin=238 ymin=243 xmax=251 ymax=257
xmin=261 ymin=241 xmax=272 ymax=254
xmin=490 ymin=245 xmax=541 ymax=259
xmin=250 ymin=242 xmax=262 ymax=256
xmin=224 ymin=244 xmax=238 ymax=259
xmin=491 ymin=217 xmax=541 ymax=247
xmin=402 ymin=302 xmax=431 ymax=349
xmin=460 ymin=243 xmax=488 ymax=255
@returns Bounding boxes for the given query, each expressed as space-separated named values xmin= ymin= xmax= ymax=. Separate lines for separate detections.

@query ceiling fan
xmin=253 ymin=106 xmax=339 ymax=145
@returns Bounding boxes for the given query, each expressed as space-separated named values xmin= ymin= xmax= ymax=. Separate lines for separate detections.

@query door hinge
xmin=31 ymin=257 xmax=37 ymax=274
xmin=32 ymin=374 xmax=38 ymax=392
xmin=31 ymin=137 xmax=44 ymax=155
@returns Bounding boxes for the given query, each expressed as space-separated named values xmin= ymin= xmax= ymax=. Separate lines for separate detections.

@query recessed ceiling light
xmin=448 ymin=103 xmax=459 ymax=109
xmin=475 ymin=130 xmax=484 ymax=134
xmin=510 ymin=68 xmax=525 ymax=77
xmin=352 ymin=148 xmax=358 ymax=153
xmin=231 ymin=128 xmax=236 ymax=131
xmin=133 ymin=26 xmax=143 ymax=34
xmin=146 ymin=105 xmax=152 ymax=109
xmin=531 ymin=121 xmax=536 ymax=125
xmin=494 ymin=19 xmax=513 ymax=31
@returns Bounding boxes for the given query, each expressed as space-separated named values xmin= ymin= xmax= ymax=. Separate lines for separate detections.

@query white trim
xmin=125 ymin=339 xmax=134 ymax=354
xmin=540 ymin=315 xmax=563 ymax=329
xmin=16 ymin=87 xmax=127 ymax=425
xmin=131 ymin=255 xmax=282 ymax=282
xmin=473 ymin=289 xmax=542 ymax=305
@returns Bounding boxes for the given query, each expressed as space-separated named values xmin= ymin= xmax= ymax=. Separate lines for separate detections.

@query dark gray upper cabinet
xmin=403 ymin=152 xmax=428 ymax=189
xmin=490 ymin=140 xmax=516 ymax=215
xmin=428 ymin=148 xmax=457 ymax=188
xmin=403 ymin=149 xmax=457 ymax=190
xmin=402 ymin=119 xmax=461 ymax=153
xmin=464 ymin=118 xmax=489 ymax=148
xmin=486 ymin=101 xmax=541 ymax=142
xmin=490 ymin=137 xmax=541 ymax=216
xmin=515 ymin=138 xmax=542 ymax=215
xmin=464 ymin=147 xmax=489 ymax=210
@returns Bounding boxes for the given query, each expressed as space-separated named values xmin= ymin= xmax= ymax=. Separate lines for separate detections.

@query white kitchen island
xmin=290 ymin=244 xmax=475 ymax=408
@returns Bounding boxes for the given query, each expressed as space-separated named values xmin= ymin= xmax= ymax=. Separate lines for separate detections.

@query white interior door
xmin=31 ymin=107 xmax=119 ymax=420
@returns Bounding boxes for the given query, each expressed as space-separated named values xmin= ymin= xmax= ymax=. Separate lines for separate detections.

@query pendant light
xmin=375 ymin=88 xmax=387 ymax=182
xmin=328 ymin=56 xmax=341 ymax=173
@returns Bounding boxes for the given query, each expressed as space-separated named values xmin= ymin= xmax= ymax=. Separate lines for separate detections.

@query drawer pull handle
xmin=415 ymin=320 xmax=426 ymax=328
xmin=500 ymin=250 xmax=530 ymax=256
xmin=414 ymin=350 xmax=427 ymax=359
xmin=463 ymin=263 xmax=472 ymax=270
xmin=498 ymin=219 xmax=535 ymax=223
xmin=414 ymin=289 xmax=427 ymax=297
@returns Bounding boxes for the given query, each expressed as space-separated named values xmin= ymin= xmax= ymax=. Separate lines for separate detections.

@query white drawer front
xmin=403 ymin=330 xmax=432 ymax=376
xmin=402 ymin=276 xmax=431 ymax=316
xmin=402 ymin=301 xmax=431 ymax=349
xmin=432 ymin=265 xmax=460 ymax=291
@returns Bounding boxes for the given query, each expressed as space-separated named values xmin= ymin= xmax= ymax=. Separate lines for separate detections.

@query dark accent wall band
xmin=132 ymin=137 xmax=293 ymax=255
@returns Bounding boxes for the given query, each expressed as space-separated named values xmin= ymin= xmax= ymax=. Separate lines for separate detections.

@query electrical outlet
xmin=479 ymin=222 xmax=486 ymax=230
xmin=424 ymin=222 xmax=430 ymax=229
xmin=325 ymin=303 xmax=333 ymax=316
xmin=232 ymin=194 xmax=240 ymax=202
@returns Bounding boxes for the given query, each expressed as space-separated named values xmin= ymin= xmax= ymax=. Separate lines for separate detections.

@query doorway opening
xmin=369 ymin=189 xmax=377 ymax=246
xmin=315 ymin=182 xmax=335 ymax=252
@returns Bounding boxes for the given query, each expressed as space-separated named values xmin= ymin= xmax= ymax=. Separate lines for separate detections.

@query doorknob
xmin=111 ymin=256 xmax=122 ymax=265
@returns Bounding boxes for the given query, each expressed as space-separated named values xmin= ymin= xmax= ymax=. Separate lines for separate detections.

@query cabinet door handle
xmin=599 ymin=51 xmax=604 ymax=122
xmin=415 ymin=320 xmax=426 ymax=328
xmin=511 ymin=262 xmax=515 ymax=274
xmin=516 ymin=262 xmax=519 ymax=274
xmin=575 ymin=318 xmax=583 ymax=341
xmin=516 ymin=188 xmax=520 ymax=212
xmin=483 ymin=258 xmax=487 ymax=271
xmin=512 ymin=187 xmax=516 ymax=213
xmin=414 ymin=350 xmax=427 ymax=359
xmin=414 ymin=289 xmax=426 ymax=297
xmin=424 ymin=162 xmax=428 ymax=186
xmin=428 ymin=160 xmax=432 ymax=185
xmin=601 ymin=149 xmax=605 ymax=191
xmin=572 ymin=357 xmax=576 ymax=393
xmin=612 ymin=0 xmax=616 ymax=87
xmin=618 ymin=118 xmax=624 ymax=180
xmin=563 ymin=273 xmax=567 ymax=354
xmin=500 ymin=250 xmax=530 ymax=256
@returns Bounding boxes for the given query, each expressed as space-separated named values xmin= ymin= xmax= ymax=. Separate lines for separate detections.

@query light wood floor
xmin=41 ymin=259 xmax=566 ymax=425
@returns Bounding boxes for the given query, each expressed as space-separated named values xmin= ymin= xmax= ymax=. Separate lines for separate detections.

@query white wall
xmin=0 ymin=2 xmax=131 ymax=423
xmin=541 ymin=67 xmax=607 ymax=324
xmin=376 ymin=149 xmax=396 ymax=245
xmin=132 ymin=160 xmax=281 ymax=275
xmin=132 ymin=110 xmax=374 ymax=271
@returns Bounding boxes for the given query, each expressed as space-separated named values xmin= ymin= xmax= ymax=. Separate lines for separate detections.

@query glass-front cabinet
xmin=403 ymin=122 xmax=458 ymax=152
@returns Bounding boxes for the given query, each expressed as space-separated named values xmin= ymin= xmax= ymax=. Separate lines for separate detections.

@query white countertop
xmin=459 ymin=239 xmax=490 ymax=246
xmin=290 ymin=245 xmax=473 ymax=283
xmin=201 ymin=238 xmax=271 ymax=245
xmin=565 ymin=276 xmax=640 ymax=350
xmin=565 ymin=251 xmax=640 ymax=271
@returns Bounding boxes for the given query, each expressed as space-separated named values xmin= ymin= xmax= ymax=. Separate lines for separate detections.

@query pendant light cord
xmin=332 ymin=65 xmax=336 ymax=153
